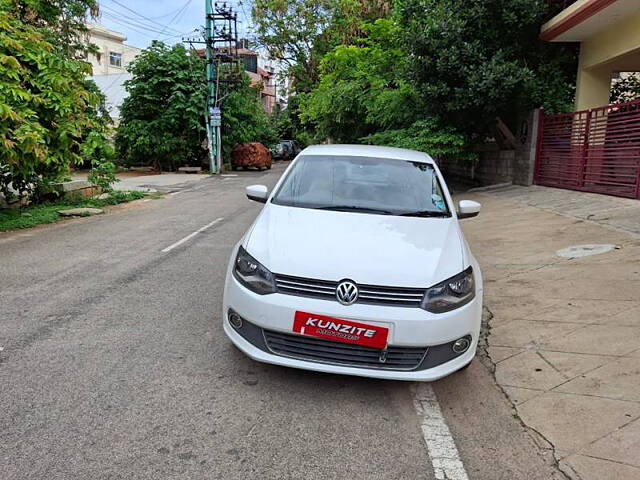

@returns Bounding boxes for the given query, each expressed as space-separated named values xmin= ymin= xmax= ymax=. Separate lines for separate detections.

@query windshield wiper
xmin=314 ymin=205 xmax=395 ymax=215
xmin=399 ymin=210 xmax=450 ymax=218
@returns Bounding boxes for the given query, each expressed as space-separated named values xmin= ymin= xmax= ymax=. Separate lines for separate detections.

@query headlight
xmin=233 ymin=246 xmax=276 ymax=295
xmin=421 ymin=267 xmax=475 ymax=313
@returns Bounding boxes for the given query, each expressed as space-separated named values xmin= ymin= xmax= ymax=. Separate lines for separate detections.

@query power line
xmin=104 ymin=0 xmax=185 ymax=33
xmin=100 ymin=6 xmax=183 ymax=35
xmin=148 ymin=4 xmax=194 ymax=20
xmin=101 ymin=12 xmax=166 ymax=39
xmin=237 ymin=1 xmax=251 ymax=32
xmin=160 ymin=28 xmax=199 ymax=43
xmin=158 ymin=0 xmax=194 ymax=36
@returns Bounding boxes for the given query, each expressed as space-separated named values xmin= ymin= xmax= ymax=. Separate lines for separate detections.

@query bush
xmin=88 ymin=160 xmax=119 ymax=193
xmin=0 ymin=7 xmax=109 ymax=201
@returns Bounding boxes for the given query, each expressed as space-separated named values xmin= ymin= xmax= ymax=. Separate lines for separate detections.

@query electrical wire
xmin=100 ymin=5 xmax=183 ymax=34
xmin=158 ymin=0 xmax=194 ymax=36
xmin=104 ymin=0 xmax=185 ymax=32
xmin=236 ymin=1 xmax=254 ymax=38
xmin=101 ymin=12 xmax=181 ymax=39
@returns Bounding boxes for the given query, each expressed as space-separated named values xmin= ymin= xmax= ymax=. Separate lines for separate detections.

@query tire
xmin=231 ymin=165 xmax=239 ymax=171
xmin=266 ymin=165 xmax=272 ymax=170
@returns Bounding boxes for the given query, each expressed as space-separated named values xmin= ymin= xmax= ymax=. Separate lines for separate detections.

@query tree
xmin=272 ymin=95 xmax=311 ymax=146
xmin=0 ymin=4 xmax=104 ymax=200
xmin=10 ymin=0 xmax=99 ymax=57
xmin=252 ymin=0 xmax=391 ymax=93
xmin=116 ymin=43 xmax=208 ymax=171
xmin=220 ymin=75 xmax=278 ymax=163
xmin=396 ymin=0 xmax=577 ymax=138
xmin=299 ymin=19 xmax=474 ymax=158
xmin=611 ymin=74 xmax=640 ymax=104
xmin=252 ymin=0 xmax=337 ymax=92
xmin=116 ymin=43 xmax=276 ymax=170
xmin=300 ymin=19 xmax=419 ymax=142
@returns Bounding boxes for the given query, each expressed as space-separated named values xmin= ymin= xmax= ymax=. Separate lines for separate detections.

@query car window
xmin=271 ymin=154 xmax=451 ymax=216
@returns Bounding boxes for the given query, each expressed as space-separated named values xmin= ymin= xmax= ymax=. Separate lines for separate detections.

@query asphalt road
xmin=1 ymin=163 xmax=563 ymax=479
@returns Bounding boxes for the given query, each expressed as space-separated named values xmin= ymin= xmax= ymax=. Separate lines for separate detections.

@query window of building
xmin=109 ymin=52 xmax=122 ymax=67
xmin=241 ymin=54 xmax=257 ymax=74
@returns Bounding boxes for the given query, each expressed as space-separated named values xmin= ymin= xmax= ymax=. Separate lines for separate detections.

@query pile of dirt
xmin=231 ymin=143 xmax=272 ymax=169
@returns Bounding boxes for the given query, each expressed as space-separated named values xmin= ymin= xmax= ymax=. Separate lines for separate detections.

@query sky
xmin=95 ymin=0 xmax=255 ymax=49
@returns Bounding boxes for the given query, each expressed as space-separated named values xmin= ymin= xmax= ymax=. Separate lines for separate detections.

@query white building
xmin=86 ymin=23 xmax=141 ymax=75
xmin=88 ymin=73 xmax=132 ymax=125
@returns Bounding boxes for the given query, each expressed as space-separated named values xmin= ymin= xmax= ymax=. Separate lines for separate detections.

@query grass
xmin=0 ymin=191 xmax=146 ymax=232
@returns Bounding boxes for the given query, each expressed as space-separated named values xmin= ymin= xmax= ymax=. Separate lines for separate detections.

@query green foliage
xmin=396 ymin=0 xmax=577 ymax=138
xmin=116 ymin=42 xmax=207 ymax=171
xmin=221 ymin=74 xmax=278 ymax=162
xmin=272 ymin=96 xmax=311 ymax=146
xmin=87 ymin=160 xmax=119 ymax=192
xmin=611 ymin=75 xmax=640 ymax=104
xmin=252 ymin=0 xmax=391 ymax=93
xmin=116 ymin=43 xmax=277 ymax=170
xmin=292 ymin=0 xmax=577 ymax=158
xmin=79 ymin=79 xmax=114 ymax=168
xmin=10 ymin=0 xmax=99 ymax=57
xmin=0 ymin=6 xmax=107 ymax=201
xmin=252 ymin=0 xmax=337 ymax=92
xmin=300 ymin=19 xmax=420 ymax=142
xmin=0 ymin=190 xmax=144 ymax=231
xmin=363 ymin=119 xmax=476 ymax=160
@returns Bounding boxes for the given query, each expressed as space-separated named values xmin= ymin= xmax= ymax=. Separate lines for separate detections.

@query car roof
xmin=299 ymin=144 xmax=435 ymax=164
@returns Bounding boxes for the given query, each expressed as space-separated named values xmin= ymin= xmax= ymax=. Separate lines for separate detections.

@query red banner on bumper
xmin=293 ymin=311 xmax=388 ymax=349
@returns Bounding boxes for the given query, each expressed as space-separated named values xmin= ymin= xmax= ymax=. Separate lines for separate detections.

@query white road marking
xmin=413 ymin=383 xmax=469 ymax=480
xmin=161 ymin=218 xmax=224 ymax=253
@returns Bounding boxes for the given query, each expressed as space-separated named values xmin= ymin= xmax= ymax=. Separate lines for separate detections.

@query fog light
xmin=228 ymin=311 xmax=243 ymax=329
xmin=452 ymin=337 xmax=471 ymax=353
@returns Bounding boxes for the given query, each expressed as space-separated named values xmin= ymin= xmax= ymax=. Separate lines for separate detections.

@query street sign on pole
xmin=211 ymin=107 xmax=222 ymax=127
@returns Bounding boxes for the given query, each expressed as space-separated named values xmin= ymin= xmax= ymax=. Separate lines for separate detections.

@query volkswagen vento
xmin=222 ymin=144 xmax=483 ymax=381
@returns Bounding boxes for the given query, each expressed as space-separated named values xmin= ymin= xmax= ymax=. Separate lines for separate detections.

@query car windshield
xmin=271 ymin=155 xmax=451 ymax=217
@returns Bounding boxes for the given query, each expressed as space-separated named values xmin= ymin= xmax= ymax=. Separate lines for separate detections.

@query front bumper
xmin=222 ymin=275 xmax=482 ymax=381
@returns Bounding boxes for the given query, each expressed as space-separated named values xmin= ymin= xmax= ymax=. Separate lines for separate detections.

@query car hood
xmin=244 ymin=204 xmax=465 ymax=288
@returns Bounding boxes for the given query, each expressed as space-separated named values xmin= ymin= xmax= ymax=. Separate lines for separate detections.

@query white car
xmin=222 ymin=145 xmax=483 ymax=381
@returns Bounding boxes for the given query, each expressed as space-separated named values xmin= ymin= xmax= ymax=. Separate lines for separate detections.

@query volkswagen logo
xmin=336 ymin=280 xmax=359 ymax=306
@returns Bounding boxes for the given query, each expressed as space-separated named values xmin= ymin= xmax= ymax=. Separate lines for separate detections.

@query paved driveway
xmin=461 ymin=185 xmax=640 ymax=480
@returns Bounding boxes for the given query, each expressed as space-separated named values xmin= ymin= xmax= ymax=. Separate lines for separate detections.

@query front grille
xmin=274 ymin=274 xmax=425 ymax=307
xmin=263 ymin=329 xmax=428 ymax=370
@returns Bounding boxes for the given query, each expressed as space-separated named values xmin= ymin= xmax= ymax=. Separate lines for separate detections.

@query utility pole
xmin=185 ymin=2 xmax=240 ymax=174
xmin=207 ymin=2 xmax=240 ymax=174
xmin=204 ymin=0 xmax=217 ymax=174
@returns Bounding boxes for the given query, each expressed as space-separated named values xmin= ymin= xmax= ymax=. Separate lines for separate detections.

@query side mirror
xmin=246 ymin=184 xmax=269 ymax=203
xmin=458 ymin=200 xmax=481 ymax=219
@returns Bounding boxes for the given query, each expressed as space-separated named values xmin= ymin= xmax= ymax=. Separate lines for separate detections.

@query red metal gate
xmin=534 ymin=99 xmax=640 ymax=199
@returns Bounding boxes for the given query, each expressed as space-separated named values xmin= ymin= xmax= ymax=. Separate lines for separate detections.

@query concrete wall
xmin=437 ymin=149 xmax=514 ymax=188
xmin=437 ymin=109 xmax=540 ymax=188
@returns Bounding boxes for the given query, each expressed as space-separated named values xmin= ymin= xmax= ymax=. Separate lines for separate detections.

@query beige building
xmin=86 ymin=23 xmax=141 ymax=75
xmin=541 ymin=0 xmax=640 ymax=110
